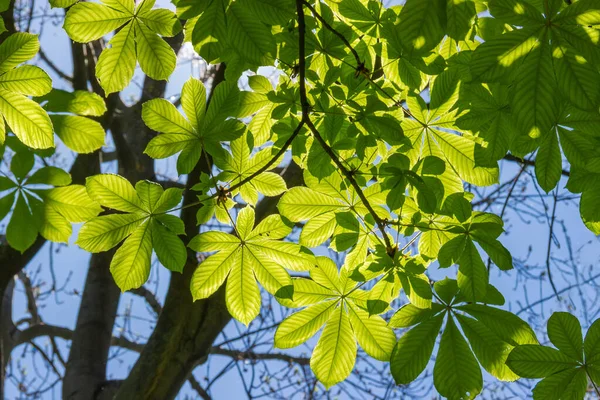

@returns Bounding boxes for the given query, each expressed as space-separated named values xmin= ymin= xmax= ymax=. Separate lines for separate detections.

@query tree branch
xmin=38 ymin=47 xmax=73 ymax=83
xmin=210 ymin=347 xmax=310 ymax=366
xmin=13 ymin=323 xmax=144 ymax=353
xmin=130 ymin=286 xmax=162 ymax=316
xmin=503 ymin=154 xmax=570 ymax=177
xmin=296 ymin=0 xmax=394 ymax=253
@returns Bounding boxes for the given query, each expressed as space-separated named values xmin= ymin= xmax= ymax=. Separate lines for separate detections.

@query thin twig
xmin=546 ymin=190 xmax=560 ymax=298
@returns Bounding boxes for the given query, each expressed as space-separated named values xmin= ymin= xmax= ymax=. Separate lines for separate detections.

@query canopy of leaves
xmin=1 ymin=0 xmax=600 ymax=398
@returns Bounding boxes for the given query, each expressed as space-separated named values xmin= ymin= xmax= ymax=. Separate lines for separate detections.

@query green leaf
xmin=246 ymin=245 xmax=293 ymax=299
xmin=225 ymin=2 xmax=276 ymax=67
xmin=63 ymin=3 xmax=130 ymax=42
xmin=135 ymin=180 xmax=163 ymax=212
xmin=433 ymin=317 xmax=483 ymax=400
xmin=506 ymin=345 xmax=579 ymax=378
xmin=389 ymin=303 xmax=443 ymax=328
xmin=456 ymin=238 xmax=488 ymax=302
xmin=39 ymin=89 xmax=107 ymax=116
xmin=310 ymin=304 xmax=357 ymax=388
xmin=347 ymin=303 xmax=396 ymax=361
xmin=138 ymin=8 xmax=182 ymax=36
xmin=547 ymin=312 xmax=584 ymax=362
xmin=188 ymin=231 xmax=239 ymax=252
xmin=471 ymin=232 xmax=514 ymax=271
xmin=0 ymin=33 xmax=40 ymax=74
xmin=181 ymin=77 xmax=206 ymax=132
xmin=397 ymin=0 xmax=446 ymax=54
xmin=278 ymin=187 xmax=345 ymax=222
xmin=134 ymin=20 xmax=176 ymax=81
xmin=49 ymin=0 xmax=78 ymax=7
xmin=151 ymin=220 xmax=186 ymax=272
xmin=189 ymin=0 xmax=227 ymax=64
xmin=236 ymin=0 xmax=294 ymax=25
xmin=26 ymin=166 xmax=71 ymax=186
xmin=110 ymin=220 xmax=153 ymax=292
xmin=246 ymin=240 xmax=315 ymax=271
xmin=0 ymin=89 xmax=53 ymax=149
xmin=104 ymin=0 xmax=134 ymax=15
xmin=190 ymin=249 xmax=238 ymax=300
xmin=43 ymin=185 xmax=102 ymax=222
xmin=532 ymin=367 xmax=588 ymax=400
xmin=6 ymin=193 xmax=38 ymax=252
xmin=434 ymin=278 xmax=459 ymax=305
xmin=250 ymin=172 xmax=287 ymax=196
xmin=556 ymin=0 xmax=600 ymax=25
xmin=236 ymin=205 xmax=255 ymax=240
xmin=390 ymin=313 xmax=445 ymax=384
xmin=95 ymin=21 xmax=136 ymax=94
xmin=585 ymin=318 xmax=600 ymax=365
xmin=513 ymin=38 xmax=560 ymax=139
xmin=0 ymin=176 xmax=16 ymax=191
xmin=458 ymin=304 xmax=539 ymax=346
xmin=225 ymin=248 xmax=261 ymax=325
xmin=86 ymin=174 xmax=144 ymax=213
xmin=275 ymin=299 xmax=338 ymax=348
xmin=51 ymin=115 xmax=106 ymax=154
xmin=580 ymin=187 xmax=600 ymax=234
xmin=10 ymin=150 xmax=34 ymax=179
xmin=0 ymin=65 xmax=52 ymax=96
xmin=488 ymin=0 xmax=544 ymax=25
xmin=153 ymin=187 xmax=182 ymax=213
xmin=76 ymin=213 xmax=146 ymax=252
xmin=248 ymin=214 xmax=292 ymax=240
xmin=552 ymin=42 xmax=600 ymax=111
xmin=456 ymin=314 xmax=519 ymax=381
xmin=31 ymin=196 xmax=73 ymax=243
xmin=470 ymin=28 xmax=540 ymax=82
xmin=0 ymin=190 xmax=16 ymax=221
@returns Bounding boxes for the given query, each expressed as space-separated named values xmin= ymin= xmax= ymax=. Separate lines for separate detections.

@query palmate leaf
xmin=389 ymin=280 xmax=537 ymax=392
xmin=465 ymin=0 xmax=600 ymax=237
xmin=434 ymin=211 xmax=511 ymax=300
xmin=64 ymin=0 xmax=181 ymax=94
xmin=456 ymin=83 xmax=517 ymax=163
xmin=402 ymin=93 xmax=499 ymax=196
xmin=182 ymin=0 xmax=281 ymax=75
xmin=214 ymin=131 xmax=287 ymax=205
xmin=1 ymin=160 xmax=101 ymax=251
xmin=365 ymin=255 xmax=434 ymax=311
xmin=76 ymin=174 xmax=185 ymax=291
xmin=274 ymin=256 xmax=395 ymax=387
xmin=189 ymin=206 xmax=315 ymax=325
xmin=506 ymin=311 xmax=600 ymax=400
xmin=0 ymin=33 xmax=53 ymax=149
xmin=144 ymin=78 xmax=244 ymax=175
xmin=278 ymin=170 xmax=386 ymax=249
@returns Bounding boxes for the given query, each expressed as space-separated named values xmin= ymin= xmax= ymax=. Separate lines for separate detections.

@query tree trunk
xmin=62 ymin=251 xmax=120 ymax=400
